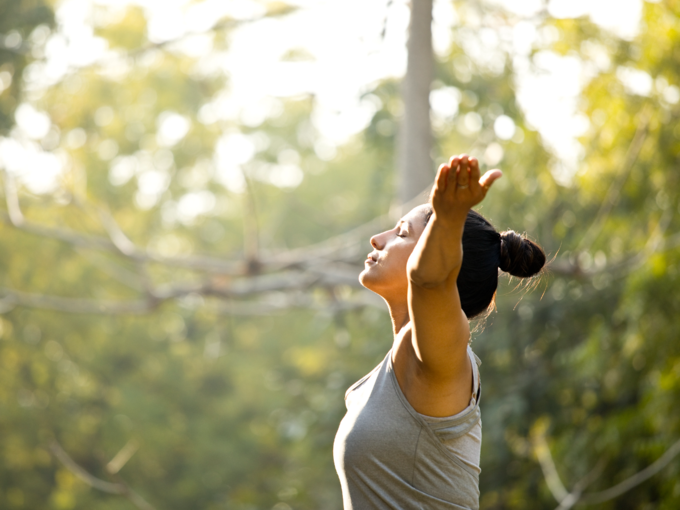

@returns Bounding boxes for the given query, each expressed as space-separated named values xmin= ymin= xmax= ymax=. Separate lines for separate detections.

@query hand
xmin=430 ymin=154 xmax=502 ymax=219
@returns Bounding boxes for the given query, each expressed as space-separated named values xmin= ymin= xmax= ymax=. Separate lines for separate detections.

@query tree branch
xmin=554 ymin=459 xmax=606 ymax=510
xmin=123 ymin=5 xmax=298 ymax=59
xmin=578 ymin=437 xmax=680 ymax=505
xmin=0 ymin=263 xmax=372 ymax=315
xmin=535 ymin=430 xmax=680 ymax=509
xmin=49 ymin=440 xmax=155 ymax=510
xmin=0 ymin=199 xmax=376 ymax=275
xmin=0 ymin=288 xmax=157 ymax=315
xmin=0 ymin=176 xmax=429 ymax=277
xmin=3 ymin=166 xmax=677 ymax=317
xmin=533 ymin=431 xmax=569 ymax=503
xmin=50 ymin=441 xmax=125 ymax=494
xmin=0 ymin=210 xmax=244 ymax=274
xmin=96 ymin=206 xmax=139 ymax=257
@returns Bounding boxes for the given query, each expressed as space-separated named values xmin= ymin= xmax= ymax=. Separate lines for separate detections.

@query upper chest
xmin=391 ymin=325 xmax=474 ymax=417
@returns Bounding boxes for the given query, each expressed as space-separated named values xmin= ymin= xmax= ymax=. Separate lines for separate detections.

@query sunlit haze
xmin=0 ymin=0 xmax=650 ymax=197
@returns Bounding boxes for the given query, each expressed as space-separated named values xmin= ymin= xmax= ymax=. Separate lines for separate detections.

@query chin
xmin=358 ymin=268 xmax=378 ymax=291
xmin=358 ymin=268 xmax=370 ymax=288
xmin=360 ymin=272 xmax=392 ymax=301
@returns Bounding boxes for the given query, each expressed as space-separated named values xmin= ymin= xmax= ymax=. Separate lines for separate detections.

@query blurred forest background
xmin=1 ymin=0 xmax=679 ymax=509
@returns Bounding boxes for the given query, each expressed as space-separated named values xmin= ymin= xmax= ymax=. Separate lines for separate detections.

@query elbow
xmin=407 ymin=263 xmax=447 ymax=289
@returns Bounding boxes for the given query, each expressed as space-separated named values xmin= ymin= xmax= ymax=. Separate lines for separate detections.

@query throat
xmin=391 ymin=321 xmax=412 ymax=357
xmin=388 ymin=307 xmax=410 ymax=336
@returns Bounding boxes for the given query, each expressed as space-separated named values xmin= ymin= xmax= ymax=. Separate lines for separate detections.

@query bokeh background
xmin=1 ymin=0 xmax=679 ymax=509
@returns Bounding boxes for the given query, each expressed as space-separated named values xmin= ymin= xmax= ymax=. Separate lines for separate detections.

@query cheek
xmin=360 ymin=247 xmax=411 ymax=286
xmin=395 ymin=242 xmax=417 ymax=264
xmin=380 ymin=245 xmax=414 ymax=277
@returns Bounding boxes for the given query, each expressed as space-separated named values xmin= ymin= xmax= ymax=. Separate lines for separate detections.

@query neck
xmin=385 ymin=297 xmax=410 ymax=336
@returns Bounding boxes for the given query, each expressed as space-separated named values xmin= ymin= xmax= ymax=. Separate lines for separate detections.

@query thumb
xmin=479 ymin=169 xmax=503 ymax=190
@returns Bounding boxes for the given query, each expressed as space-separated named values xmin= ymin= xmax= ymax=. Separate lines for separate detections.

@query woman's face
xmin=359 ymin=204 xmax=430 ymax=299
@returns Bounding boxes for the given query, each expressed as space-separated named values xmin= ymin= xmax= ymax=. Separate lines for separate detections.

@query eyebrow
xmin=397 ymin=220 xmax=412 ymax=231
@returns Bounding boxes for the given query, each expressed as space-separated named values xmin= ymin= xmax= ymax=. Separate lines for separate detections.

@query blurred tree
xmin=449 ymin=2 xmax=680 ymax=509
xmin=398 ymin=0 xmax=434 ymax=205
xmin=0 ymin=0 xmax=54 ymax=134
xmin=1 ymin=1 xmax=679 ymax=510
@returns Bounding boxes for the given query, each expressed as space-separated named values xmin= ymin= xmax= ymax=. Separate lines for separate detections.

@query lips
xmin=365 ymin=252 xmax=378 ymax=264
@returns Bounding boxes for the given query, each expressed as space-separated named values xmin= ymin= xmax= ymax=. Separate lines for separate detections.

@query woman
xmin=333 ymin=154 xmax=545 ymax=509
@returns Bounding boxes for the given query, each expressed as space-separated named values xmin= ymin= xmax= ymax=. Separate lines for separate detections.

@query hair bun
xmin=499 ymin=230 xmax=546 ymax=278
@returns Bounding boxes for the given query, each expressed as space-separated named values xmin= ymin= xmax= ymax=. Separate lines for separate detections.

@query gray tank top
xmin=333 ymin=350 xmax=481 ymax=510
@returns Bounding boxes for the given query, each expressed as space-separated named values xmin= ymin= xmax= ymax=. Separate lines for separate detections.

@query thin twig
xmin=50 ymin=441 xmax=125 ymax=494
xmin=96 ymin=207 xmax=138 ymax=257
xmin=91 ymin=205 xmax=158 ymax=296
xmin=49 ymin=440 xmax=155 ymax=510
xmin=536 ymin=432 xmax=680 ymax=508
xmin=578 ymin=438 xmax=680 ymax=505
xmin=124 ymin=6 xmax=298 ymax=59
xmin=106 ymin=439 xmax=139 ymax=475
xmin=554 ymin=459 xmax=606 ymax=510
xmin=380 ymin=0 xmax=395 ymax=42
xmin=533 ymin=432 xmax=568 ymax=502
xmin=3 ymin=170 xmax=25 ymax=226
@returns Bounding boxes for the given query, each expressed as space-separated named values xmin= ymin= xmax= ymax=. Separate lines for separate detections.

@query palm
xmin=430 ymin=155 xmax=502 ymax=216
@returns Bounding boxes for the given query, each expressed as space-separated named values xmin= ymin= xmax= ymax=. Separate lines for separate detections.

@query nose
xmin=370 ymin=232 xmax=385 ymax=250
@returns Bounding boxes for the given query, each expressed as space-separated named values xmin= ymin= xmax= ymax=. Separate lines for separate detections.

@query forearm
xmin=407 ymin=210 xmax=467 ymax=287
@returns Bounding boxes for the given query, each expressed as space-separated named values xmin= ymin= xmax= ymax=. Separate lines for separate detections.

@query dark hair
xmin=426 ymin=208 xmax=546 ymax=318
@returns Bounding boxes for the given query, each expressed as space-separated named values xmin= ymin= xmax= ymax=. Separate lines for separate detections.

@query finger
xmin=448 ymin=155 xmax=460 ymax=168
xmin=446 ymin=159 xmax=459 ymax=188
xmin=479 ymin=169 xmax=503 ymax=192
xmin=469 ymin=157 xmax=481 ymax=186
xmin=435 ymin=163 xmax=449 ymax=192
xmin=457 ymin=156 xmax=470 ymax=186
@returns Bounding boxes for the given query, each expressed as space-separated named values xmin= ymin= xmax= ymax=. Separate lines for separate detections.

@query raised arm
xmin=408 ymin=155 xmax=501 ymax=286
xmin=396 ymin=155 xmax=501 ymax=416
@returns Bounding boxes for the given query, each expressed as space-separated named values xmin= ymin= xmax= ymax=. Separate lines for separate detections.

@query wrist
xmin=430 ymin=208 xmax=469 ymax=227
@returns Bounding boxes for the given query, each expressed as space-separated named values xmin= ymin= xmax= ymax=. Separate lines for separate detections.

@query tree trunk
xmin=397 ymin=0 xmax=434 ymax=206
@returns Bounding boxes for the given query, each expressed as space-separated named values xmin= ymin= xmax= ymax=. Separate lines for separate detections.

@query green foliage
xmin=466 ymin=3 xmax=680 ymax=508
xmin=1 ymin=1 xmax=680 ymax=509
xmin=0 ymin=0 xmax=54 ymax=134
